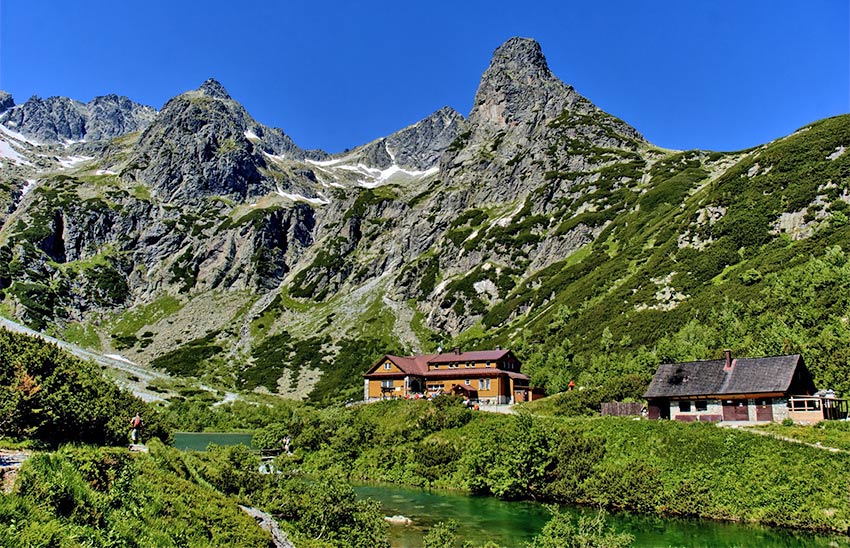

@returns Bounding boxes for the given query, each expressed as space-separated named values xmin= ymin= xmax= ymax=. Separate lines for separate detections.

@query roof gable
xmin=364 ymin=354 xmax=434 ymax=377
xmin=644 ymin=354 xmax=809 ymax=399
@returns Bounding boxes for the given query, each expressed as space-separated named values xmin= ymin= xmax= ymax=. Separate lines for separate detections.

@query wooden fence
xmin=601 ymin=401 xmax=643 ymax=417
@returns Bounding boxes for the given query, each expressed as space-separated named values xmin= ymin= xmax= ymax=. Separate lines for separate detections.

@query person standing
xmin=130 ymin=412 xmax=143 ymax=444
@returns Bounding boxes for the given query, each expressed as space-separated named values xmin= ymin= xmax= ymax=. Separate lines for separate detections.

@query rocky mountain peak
xmin=198 ymin=78 xmax=232 ymax=100
xmin=0 ymin=91 xmax=13 ymax=114
xmin=488 ymin=37 xmax=552 ymax=81
xmin=324 ymin=106 xmax=464 ymax=172
xmin=468 ymin=37 xmax=577 ymax=132
xmin=385 ymin=106 xmax=465 ymax=170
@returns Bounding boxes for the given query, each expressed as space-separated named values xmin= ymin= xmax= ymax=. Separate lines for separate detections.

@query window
xmin=465 ymin=379 xmax=471 ymax=385
xmin=695 ymin=401 xmax=707 ymax=412
xmin=381 ymin=380 xmax=393 ymax=388
xmin=678 ymin=401 xmax=691 ymax=412
xmin=486 ymin=362 xmax=491 ymax=367
xmin=383 ymin=363 xmax=391 ymax=370
xmin=789 ymin=398 xmax=821 ymax=411
xmin=485 ymin=379 xmax=491 ymax=390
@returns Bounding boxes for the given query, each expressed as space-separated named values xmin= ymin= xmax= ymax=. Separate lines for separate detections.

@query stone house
xmin=644 ymin=351 xmax=846 ymax=423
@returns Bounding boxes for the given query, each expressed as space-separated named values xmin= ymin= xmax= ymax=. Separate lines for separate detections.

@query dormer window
xmin=383 ymin=363 xmax=391 ymax=370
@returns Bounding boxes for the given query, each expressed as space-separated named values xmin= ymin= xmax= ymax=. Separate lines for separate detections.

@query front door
xmin=648 ymin=399 xmax=670 ymax=420
xmin=722 ymin=399 xmax=750 ymax=421
xmin=755 ymin=398 xmax=774 ymax=421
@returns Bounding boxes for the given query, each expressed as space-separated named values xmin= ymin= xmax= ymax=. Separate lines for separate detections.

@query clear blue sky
xmin=1 ymin=1 xmax=847 ymax=153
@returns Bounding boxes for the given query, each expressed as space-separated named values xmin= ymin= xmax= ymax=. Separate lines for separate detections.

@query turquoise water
xmin=169 ymin=434 xmax=850 ymax=547
xmin=171 ymin=432 xmax=254 ymax=451
xmin=353 ymin=483 xmax=850 ymax=548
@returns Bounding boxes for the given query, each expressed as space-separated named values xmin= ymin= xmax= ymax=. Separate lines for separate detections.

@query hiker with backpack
xmin=130 ymin=412 xmax=143 ymax=444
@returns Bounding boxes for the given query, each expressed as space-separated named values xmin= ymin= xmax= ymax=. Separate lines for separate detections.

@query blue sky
xmin=1 ymin=1 xmax=847 ymax=153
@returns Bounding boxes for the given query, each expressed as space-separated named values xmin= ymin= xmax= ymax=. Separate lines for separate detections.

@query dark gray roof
xmin=644 ymin=354 xmax=811 ymax=399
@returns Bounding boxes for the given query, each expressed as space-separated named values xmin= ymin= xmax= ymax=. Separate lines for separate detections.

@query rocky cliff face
xmin=348 ymin=106 xmax=466 ymax=171
xmin=0 ymin=92 xmax=14 ymax=114
xmin=0 ymin=93 xmax=156 ymax=143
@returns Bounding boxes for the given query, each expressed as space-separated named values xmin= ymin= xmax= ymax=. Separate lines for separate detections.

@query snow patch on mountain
xmin=0 ymin=139 xmax=30 ymax=165
xmin=58 ymin=155 xmax=94 ymax=168
xmin=0 ymin=124 xmax=41 ymax=146
xmin=276 ymin=187 xmax=330 ymax=205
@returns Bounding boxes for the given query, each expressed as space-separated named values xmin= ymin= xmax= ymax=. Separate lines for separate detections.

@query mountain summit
xmin=470 ymin=37 xmax=576 ymax=131
xmin=198 ymin=78 xmax=232 ymax=100
xmin=485 ymin=37 xmax=553 ymax=82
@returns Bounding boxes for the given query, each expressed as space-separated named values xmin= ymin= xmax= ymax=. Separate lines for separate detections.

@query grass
xmin=753 ymin=422 xmax=850 ymax=452
xmin=108 ymin=295 xmax=183 ymax=339
xmin=61 ymin=322 xmax=102 ymax=350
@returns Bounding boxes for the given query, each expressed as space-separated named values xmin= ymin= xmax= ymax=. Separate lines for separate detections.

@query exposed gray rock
xmin=85 ymin=94 xmax=157 ymax=141
xmin=0 ymin=37 xmax=677 ymax=378
xmin=0 ymin=91 xmax=14 ymax=114
xmin=386 ymin=106 xmax=466 ymax=170
xmin=0 ymin=93 xmax=155 ymax=143
xmin=198 ymin=78 xmax=232 ymax=100
xmin=1 ymin=96 xmax=87 ymax=142
xmin=322 ymin=106 xmax=465 ymax=172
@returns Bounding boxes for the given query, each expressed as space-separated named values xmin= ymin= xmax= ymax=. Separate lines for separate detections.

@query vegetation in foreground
xmin=0 ymin=328 xmax=638 ymax=547
xmin=4 ymin=327 xmax=850 ymax=546
xmin=0 ymin=327 xmax=169 ymax=447
xmin=252 ymin=398 xmax=850 ymax=534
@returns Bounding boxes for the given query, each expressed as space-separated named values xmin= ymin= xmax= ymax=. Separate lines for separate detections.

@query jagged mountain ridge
xmin=1 ymin=37 xmax=848 ymax=403
xmin=0 ymin=93 xmax=156 ymax=143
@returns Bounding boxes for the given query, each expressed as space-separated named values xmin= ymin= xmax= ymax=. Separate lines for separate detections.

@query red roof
xmin=364 ymin=350 xmax=524 ymax=380
xmin=364 ymin=354 xmax=435 ymax=377
xmin=427 ymin=349 xmax=511 ymax=364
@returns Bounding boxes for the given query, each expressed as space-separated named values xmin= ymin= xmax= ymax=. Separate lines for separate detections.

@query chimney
xmin=453 ymin=346 xmax=461 ymax=355
xmin=723 ymin=349 xmax=733 ymax=372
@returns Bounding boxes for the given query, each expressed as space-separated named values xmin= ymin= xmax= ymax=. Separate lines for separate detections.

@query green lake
xmin=169 ymin=433 xmax=850 ymax=547
xmin=172 ymin=432 xmax=254 ymax=451
xmin=353 ymin=483 xmax=850 ymax=548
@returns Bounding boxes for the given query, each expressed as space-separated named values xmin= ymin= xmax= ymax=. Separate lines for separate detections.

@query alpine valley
xmin=1 ymin=37 xmax=848 ymax=404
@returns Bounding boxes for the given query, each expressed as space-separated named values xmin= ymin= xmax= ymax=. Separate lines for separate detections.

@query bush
xmin=0 ymin=328 xmax=167 ymax=447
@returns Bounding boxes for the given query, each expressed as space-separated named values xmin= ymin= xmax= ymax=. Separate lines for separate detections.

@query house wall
xmin=664 ymin=397 xmax=792 ymax=423
xmin=772 ymin=397 xmax=791 ymax=422
xmin=670 ymin=400 xmax=724 ymax=422
xmin=788 ymin=409 xmax=825 ymax=424
xmin=426 ymin=376 xmax=511 ymax=404
xmin=367 ymin=378 xmax=404 ymax=399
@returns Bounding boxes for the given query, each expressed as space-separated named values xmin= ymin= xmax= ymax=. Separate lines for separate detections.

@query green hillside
xmin=468 ymin=115 xmax=850 ymax=396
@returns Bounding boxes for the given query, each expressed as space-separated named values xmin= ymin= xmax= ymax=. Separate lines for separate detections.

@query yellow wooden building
xmin=363 ymin=348 xmax=542 ymax=404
